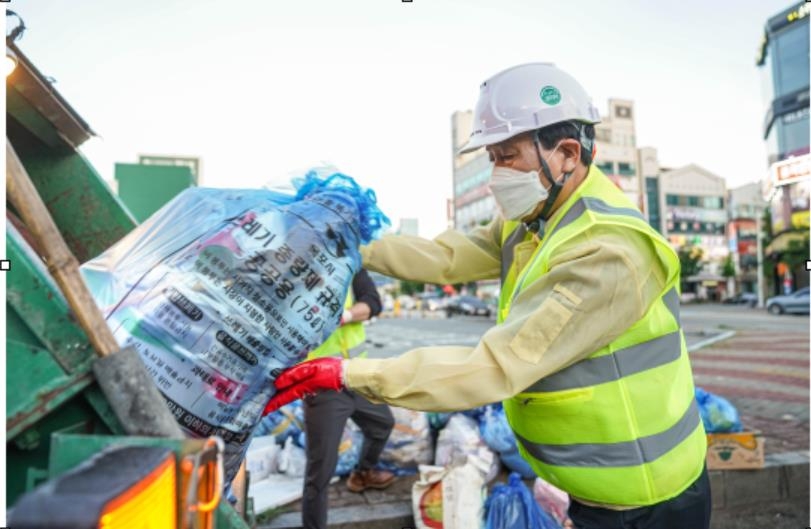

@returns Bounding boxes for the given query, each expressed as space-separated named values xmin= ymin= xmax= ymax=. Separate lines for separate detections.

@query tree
xmin=677 ymin=245 xmax=704 ymax=291
xmin=399 ymin=279 xmax=425 ymax=296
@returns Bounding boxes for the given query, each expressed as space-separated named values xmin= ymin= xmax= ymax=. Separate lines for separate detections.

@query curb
xmin=687 ymin=330 xmax=736 ymax=352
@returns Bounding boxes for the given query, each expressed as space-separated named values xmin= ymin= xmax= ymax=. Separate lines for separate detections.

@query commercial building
xmin=114 ymin=156 xmax=199 ymax=222
xmin=657 ymin=165 xmax=729 ymax=295
xmin=757 ymin=1 xmax=810 ymax=293
xmin=593 ymin=99 xmax=642 ymax=210
xmin=450 ymin=111 xmax=495 ymax=231
xmin=727 ymin=183 xmax=768 ymax=294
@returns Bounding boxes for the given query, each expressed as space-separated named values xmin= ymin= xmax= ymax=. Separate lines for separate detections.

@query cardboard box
xmin=706 ymin=432 xmax=764 ymax=470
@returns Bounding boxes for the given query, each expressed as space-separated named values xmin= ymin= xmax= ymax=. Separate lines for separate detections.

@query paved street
xmin=365 ymin=304 xmax=810 ymax=453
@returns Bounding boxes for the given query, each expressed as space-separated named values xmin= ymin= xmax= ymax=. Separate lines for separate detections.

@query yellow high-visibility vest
xmin=499 ymin=167 xmax=706 ymax=506
xmin=307 ymin=291 xmax=367 ymax=360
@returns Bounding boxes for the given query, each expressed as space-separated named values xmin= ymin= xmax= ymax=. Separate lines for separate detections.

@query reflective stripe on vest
xmin=513 ymin=399 xmax=701 ymax=467
xmin=501 ymin=222 xmax=527 ymax=283
xmin=523 ymin=289 xmax=681 ymax=393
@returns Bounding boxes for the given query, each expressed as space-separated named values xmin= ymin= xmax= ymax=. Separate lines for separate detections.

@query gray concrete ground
xmin=259 ymin=303 xmax=810 ymax=529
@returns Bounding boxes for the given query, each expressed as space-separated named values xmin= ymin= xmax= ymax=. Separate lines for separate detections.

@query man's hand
xmin=340 ymin=308 xmax=353 ymax=325
xmin=262 ymin=357 xmax=344 ymax=415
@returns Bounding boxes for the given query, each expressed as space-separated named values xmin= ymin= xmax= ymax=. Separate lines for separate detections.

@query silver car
xmin=766 ymin=287 xmax=810 ymax=315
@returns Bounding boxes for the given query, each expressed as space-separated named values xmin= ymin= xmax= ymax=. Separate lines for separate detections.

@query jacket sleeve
xmin=359 ymin=220 xmax=504 ymax=285
xmin=351 ymin=268 xmax=382 ymax=317
xmin=344 ymin=226 xmax=670 ymax=411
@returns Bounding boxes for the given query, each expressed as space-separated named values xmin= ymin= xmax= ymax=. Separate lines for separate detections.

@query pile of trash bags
xmin=81 ymin=169 xmax=389 ymax=482
xmin=410 ymin=404 xmax=571 ymax=529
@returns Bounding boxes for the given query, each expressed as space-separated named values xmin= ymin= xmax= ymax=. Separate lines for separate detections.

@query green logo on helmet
xmin=540 ymin=86 xmax=561 ymax=105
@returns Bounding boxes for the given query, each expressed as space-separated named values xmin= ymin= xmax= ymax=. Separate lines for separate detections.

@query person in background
xmin=264 ymin=63 xmax=710 ymax=529
xmin=270 ymin=268 xmax=395 ymax=529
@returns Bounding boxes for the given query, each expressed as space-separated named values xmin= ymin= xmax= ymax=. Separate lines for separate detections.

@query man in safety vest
xmin=292 ymin=268 xmax=395 ymax=529
xmin=265 ymin=63 xmax=710 ymax=529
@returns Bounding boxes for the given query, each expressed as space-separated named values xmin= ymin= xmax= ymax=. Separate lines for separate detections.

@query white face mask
xmin=487 ymin=167 xmax=548 ymax=220
xmin=487 ymin=142 xmax=564 ymax=221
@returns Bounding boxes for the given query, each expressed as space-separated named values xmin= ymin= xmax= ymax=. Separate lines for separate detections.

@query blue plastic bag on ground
xmin=81 ymin=169 xmax=389 ymax=482
xmin=485 ymin=473 xmax=561 ymax=529
xmin=334 ymin=420 xmax=364 ymax=476
xmin=695 ymin=387 xmax=742 ymax=433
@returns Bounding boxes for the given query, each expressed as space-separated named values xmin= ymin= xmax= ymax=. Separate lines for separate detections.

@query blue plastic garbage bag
xmin=253 ymin=400 xmax=304 ymax=445
xmin=485 ymin=473 xmax=561 ymax=529
xmin=333 ymin=422 xmax=364 ymax=476
xmin=480 ymin=405 xmax=535 ymax=479
xmin=80 ymin=169 xmax=389 ymax=483
xmin=695 ymin=387 xmax=742 ymax=433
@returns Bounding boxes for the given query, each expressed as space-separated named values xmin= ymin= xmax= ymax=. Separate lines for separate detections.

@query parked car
xmin=723 ymin=292 xmax=758 ymax=307
xmin=445 ymin=295 xmax=492 ymax=317
xmin=766 ymin=287 xmax=810 ymax=315
xmin=417 ymin=292 xmax=447 ymax=312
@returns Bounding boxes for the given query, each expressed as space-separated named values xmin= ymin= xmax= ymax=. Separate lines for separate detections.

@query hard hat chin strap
xmin=524 ymin=135 xmax=572 ymax=233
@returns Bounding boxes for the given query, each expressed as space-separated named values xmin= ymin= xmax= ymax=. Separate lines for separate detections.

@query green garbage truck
xmin=6 ymin=40 xmax=253 ymax=529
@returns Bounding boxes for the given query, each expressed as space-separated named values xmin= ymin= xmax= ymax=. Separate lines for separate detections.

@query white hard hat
xmin=459 ymin=63 xmax=601 ymax=154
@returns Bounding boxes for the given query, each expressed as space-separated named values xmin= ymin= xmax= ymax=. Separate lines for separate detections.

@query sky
xmin=7 ymin=0 xmax=798 ymax=239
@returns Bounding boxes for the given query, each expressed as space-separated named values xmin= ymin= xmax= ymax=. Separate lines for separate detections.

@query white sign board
xmin=771 ymin=154 xmax=811 ymax=188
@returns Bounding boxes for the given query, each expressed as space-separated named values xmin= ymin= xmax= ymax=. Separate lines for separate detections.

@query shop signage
xmin=771 ymin=154 xmax=811 ymax=188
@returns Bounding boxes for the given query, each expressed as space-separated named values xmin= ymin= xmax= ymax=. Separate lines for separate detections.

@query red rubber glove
xmin=262 ymin=357 xmax=344 ymax=415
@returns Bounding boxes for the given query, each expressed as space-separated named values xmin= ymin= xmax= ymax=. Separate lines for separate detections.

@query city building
xmin=639 ymin=147 xmax=663 ymax=232
xmin=658 ymin=164 xmax=729 ymax=297
xmin=450 ymin=110 xmax=494 ymax=231
xmin=593 ymin=99 xmax=643 ymax=210
xmin=138 ymin=154 xmax=202 ymax=185
xmin=728 ymin=183 xmax=768 ymax=294
xmin=114 ymin=160 xmax=196 ymax=222
xmin=756 ymin=1 xmax=810 ymax=293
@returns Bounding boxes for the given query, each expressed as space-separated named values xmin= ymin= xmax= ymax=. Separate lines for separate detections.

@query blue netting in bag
xmin=485 ymin=473 xmax=562 ymax=529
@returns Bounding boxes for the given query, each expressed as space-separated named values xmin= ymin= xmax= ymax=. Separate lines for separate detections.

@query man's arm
xmin=345 ymin=227 xmax=670 ymax=410
xmin=344 ymin=268 xmax=382 ymax=323
xmin=360 ymin=220 xmax=504 ymax=284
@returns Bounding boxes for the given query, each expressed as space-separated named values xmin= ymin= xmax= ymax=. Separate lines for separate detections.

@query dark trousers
xmin=568 ymin=465 xmax=711 ymax=529
xmin=302 ymin=389 xmax=394 ymax=529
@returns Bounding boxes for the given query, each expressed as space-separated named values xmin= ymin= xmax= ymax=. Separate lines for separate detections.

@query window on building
xmin=687 ymin=196 xmax=700 ymax=207
xmin=703 ymin=196 xmax=722 ymax=209
xmin=615 ymin=106 xmax=632 ymax=119
xmin=596 ymin=161 xmax=614 ymax=174
xmin=617 ymin=162 xmax=635 ymax=176
xmin=778 ymin=108 xmax=810 ymax=158
xmin=666 ymin=194 xmax=679 ymax=206
xmin=595 ymin=128 xmax=612 ymax=142
xmin=773 ymin=22 xmax=810 ymax=97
